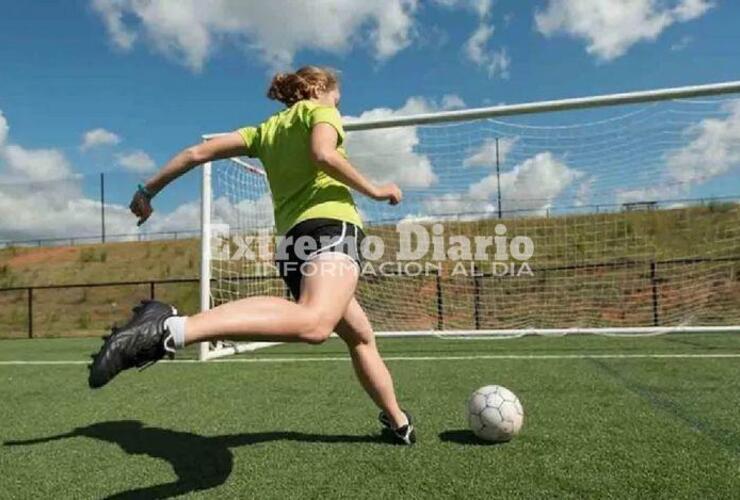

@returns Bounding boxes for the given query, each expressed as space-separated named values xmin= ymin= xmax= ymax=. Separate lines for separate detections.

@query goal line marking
xmin=1 ymin=353 xmax=739 ymax=366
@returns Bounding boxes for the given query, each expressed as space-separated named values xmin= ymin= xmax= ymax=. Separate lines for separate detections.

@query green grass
xmin=1 ymin=334 xmax=739 ymax=498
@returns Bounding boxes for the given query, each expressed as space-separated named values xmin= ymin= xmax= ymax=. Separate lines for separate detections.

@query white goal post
xmin=199 ymin=81 xmax=740 ymax=360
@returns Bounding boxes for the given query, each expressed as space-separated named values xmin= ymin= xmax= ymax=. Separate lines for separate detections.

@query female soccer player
xmin=89 ymin=66 xmax=415 ymax=445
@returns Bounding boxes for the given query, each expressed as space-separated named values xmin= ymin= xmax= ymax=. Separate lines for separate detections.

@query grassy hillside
xmin=1 ymin=204 xmax=738 ymax=339
xmin=0 ymin=239 xmax=203 ymax=338
xmin=0 ymin=239 xmax=200 ymax=287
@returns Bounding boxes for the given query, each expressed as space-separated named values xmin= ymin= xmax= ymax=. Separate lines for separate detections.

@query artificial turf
xmin=1 ymin=334 xmax=739 ymax=499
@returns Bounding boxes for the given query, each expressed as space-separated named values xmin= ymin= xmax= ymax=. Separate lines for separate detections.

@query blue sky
xmin=0 ymin=0 xmax=739 ymax=240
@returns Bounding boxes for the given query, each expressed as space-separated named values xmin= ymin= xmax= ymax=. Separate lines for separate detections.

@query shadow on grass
xmin=4 ymin=420 xmax=387 ymax=499
xmin=439 ymin=429 xmax=506 ymax=446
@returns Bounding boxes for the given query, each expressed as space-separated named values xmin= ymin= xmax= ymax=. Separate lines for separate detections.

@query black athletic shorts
xmin=276 ymin=218 xmax=365 ymax=300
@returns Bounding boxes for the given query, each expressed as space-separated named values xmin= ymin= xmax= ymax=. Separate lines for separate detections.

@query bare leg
xmin=335 ymin=298 xmax=408 ymax=429
xmin=184 ymin=254 xmax=358 ymax=345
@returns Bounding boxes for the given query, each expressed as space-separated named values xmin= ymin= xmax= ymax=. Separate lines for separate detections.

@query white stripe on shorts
xmin=304 ymin=221 xmax=347 ymax=261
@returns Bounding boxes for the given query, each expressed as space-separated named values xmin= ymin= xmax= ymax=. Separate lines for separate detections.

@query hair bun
xmin=267 ymin=66 xmax=339 ymax=107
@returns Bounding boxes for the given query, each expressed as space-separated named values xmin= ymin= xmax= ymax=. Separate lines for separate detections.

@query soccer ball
xmin=467 ymin=385 xmax=524 ymax=442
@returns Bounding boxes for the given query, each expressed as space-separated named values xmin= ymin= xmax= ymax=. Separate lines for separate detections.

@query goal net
xmin=200 ymin=82 xmax=740 ymax=360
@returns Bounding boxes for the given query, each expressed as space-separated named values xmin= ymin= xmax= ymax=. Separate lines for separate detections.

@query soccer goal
xmin=199 ymin=81 xmax=740 ymax=360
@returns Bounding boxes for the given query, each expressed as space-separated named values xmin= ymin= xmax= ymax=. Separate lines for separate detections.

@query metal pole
xmin=495 ymin=137 xmax=502 ymax=219
xmin=436 ymin=269 xmax=444 ymax=331
xmin=199 ymin=160 xmax=213 ymax=361
xmin=201 ymin=81 xmax=740 ymax=138
xmin=650 ymin=261 xmax=660 ymax=327
xmin=27 ymin=288 xmax=33 ymax=339
xmin=100 ymin=172 xmax=106 ymax=243
xmin=340 ymin=80 xmax=740 ymax=131
xmin=473 ymin=266 xmax=481 ymax=330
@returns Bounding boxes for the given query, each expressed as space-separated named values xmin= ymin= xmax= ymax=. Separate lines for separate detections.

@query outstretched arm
xmin=4 ymin=431 xmax=75 ymax=446
xmin=310 ymin=123 xmax=402 ymax=205
xmin=130 ymin=132 xmax=247 ymax=225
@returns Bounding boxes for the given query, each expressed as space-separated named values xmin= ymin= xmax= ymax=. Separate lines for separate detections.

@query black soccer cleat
xmin=88 ymin=300 xmax=178 ymax=389
xmin=378 ymin=409 xmax=417 ymax=445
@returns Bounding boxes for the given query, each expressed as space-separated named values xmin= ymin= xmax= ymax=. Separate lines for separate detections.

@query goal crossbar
xmin=203 ymin=80 xmax=740 ymax=139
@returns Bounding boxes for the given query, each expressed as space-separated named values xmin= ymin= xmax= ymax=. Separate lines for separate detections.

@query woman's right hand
xmin=373 ymin=183 xmax=403 ymax=205
xmin=130 ymin=190 xmax=153 ymax=226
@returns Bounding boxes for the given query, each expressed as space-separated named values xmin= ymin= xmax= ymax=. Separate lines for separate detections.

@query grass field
xmin=2 ymin=333 xmax=739 ymax=498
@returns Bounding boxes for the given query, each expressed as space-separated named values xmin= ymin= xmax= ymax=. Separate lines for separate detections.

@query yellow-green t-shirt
xmin=237 ymin=100 xmax=363 ymax=235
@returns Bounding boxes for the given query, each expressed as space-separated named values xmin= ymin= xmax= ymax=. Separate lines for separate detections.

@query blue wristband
xmin=137 ymin=184 xmax=154 ymax=200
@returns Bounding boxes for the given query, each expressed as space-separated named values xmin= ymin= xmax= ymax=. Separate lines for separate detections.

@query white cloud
xmin=433 ymin=0 xmax=493 ymax=18
xmin=471 ymin=152 xmax=582 ymax=213
xmin=91 ymin=0 xmax=137 ymax=50
xmin=0 ymin=188 xmax=136 ymax=242
xmin=0 ymin=112 xmax=8 ymax=146
xmin=345 ymin=95 xmax=464 ymax=188
xmin=217 ymin=194 xmax=275 ymax=231
xmin=0 ymin=110 xmax=272 ymax=241
xmin=142 ymin=192 xmax=275 ymax=234
xmin=673 ymin=0 xmax=714 ymax=20
xmin=117 ymin=150 xmax=156 ymax=173
xmin=81 ymin=128 xmax=121 ymax=151
xmin=92 ymin=0 xmax=516 ymax=78
xmin=141 ymin=200 xmax=202 ymax=234
xmin=665 ymin=99 xmax=740 ymax=185
xmin=465 ymin=24 xmax=492 ymax=63
xmin=426 ymin=151 xmax=582 ymax=216
xmin=574 ymin=176 xmax=595 ymax=207
xmin=464 ymin=24 xmax=510 ymax=79
xmin=435 ymin=0 xmax=509 ymax=79
xmin=485 ymin=48 xmax=510 ymax=79
xmin=421 ymin=192 xmax=496 ymax=218
xmin=463 ymin=137 xmax=517 ymax=168
xmin=535 ymin=0 xmax=714 ymax=61
xmin=1 ymin=145 xmax=73 ymax=183
xmin=91 ymin=0 xmax=419 ymax=71
xmin=369 ymin=0 xmax=418 ymax=60
xmin=617 ymin=99 xmax=740 ymax=204
xmin=0 ymin=110 xmax=136 ymax=241
xmin=0 ymin=110 xmax=73 ymax=183
xmin=441 ymin=94 xmax=466 ymax=110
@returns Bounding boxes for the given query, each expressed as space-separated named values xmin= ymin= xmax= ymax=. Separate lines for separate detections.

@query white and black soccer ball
xmin=467 ymin=385 xmax=524 ymax=442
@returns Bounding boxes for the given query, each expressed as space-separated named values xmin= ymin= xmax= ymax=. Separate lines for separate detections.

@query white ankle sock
xmin=394 ymin=414 xmax=409 ymax=429
xmin=164 ymin=316 xmax=187 ymax=349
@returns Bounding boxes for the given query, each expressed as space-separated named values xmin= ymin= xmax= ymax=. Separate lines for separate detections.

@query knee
xmin=351 ymin=331 xmax=375 ymax=349
xmin=297 ymin=310 xmax=335 ymax=345
xmin=340 ymin=326 xmax=375 ymax=349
